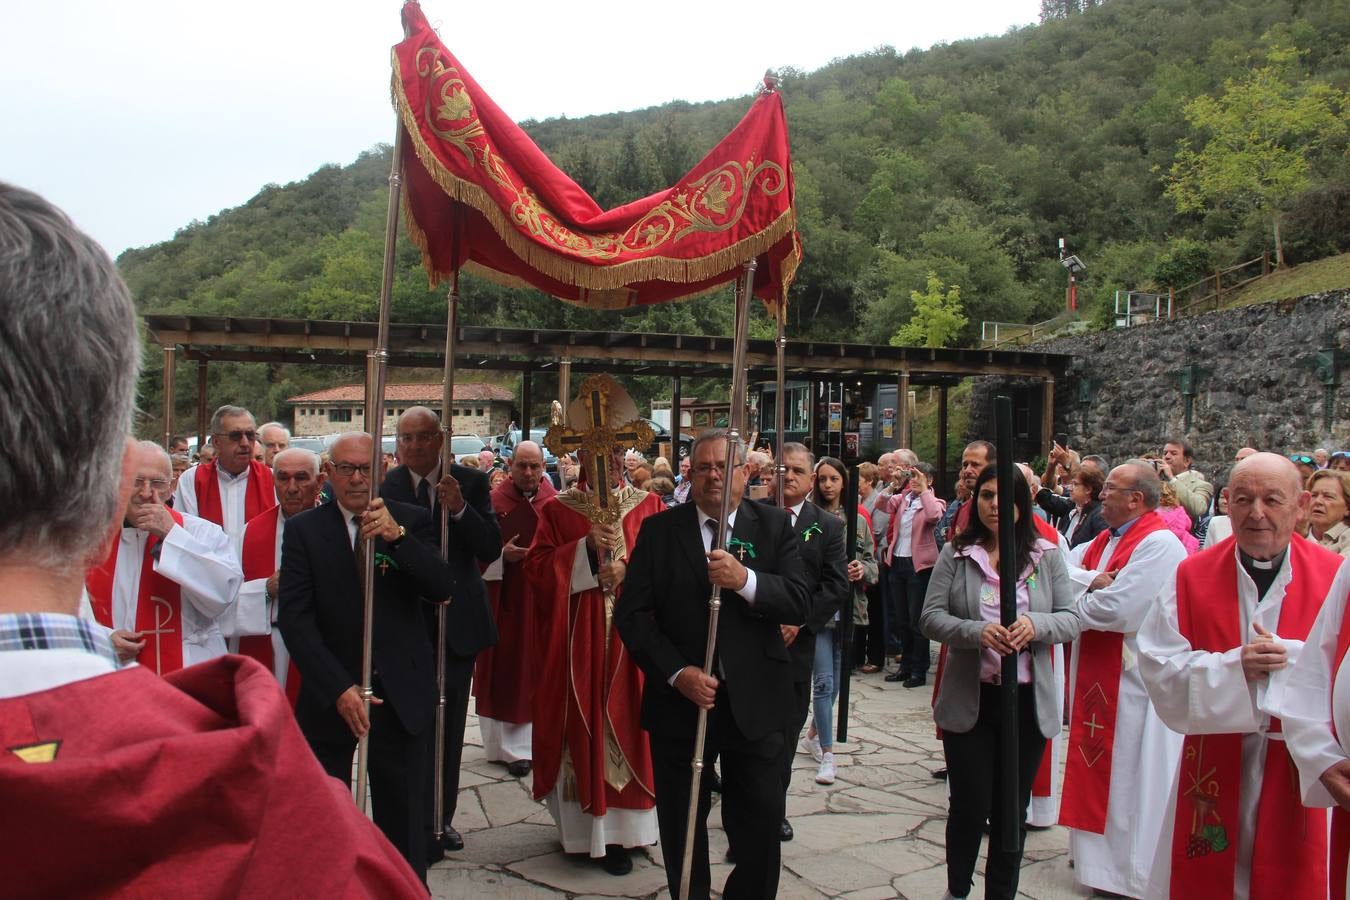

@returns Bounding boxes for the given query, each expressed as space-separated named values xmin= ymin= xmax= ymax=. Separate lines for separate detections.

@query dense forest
xmin=120 ymin=0 xmax=1349 ymax=429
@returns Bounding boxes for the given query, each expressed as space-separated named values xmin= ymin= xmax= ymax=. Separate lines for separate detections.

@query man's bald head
xmin=509 ymin=440 xmax=545 ymax=495
xmin=1235 ymin=447 xmax=1258 ymax=462
xmin=396 ymin=406 xmax=442 ymax=476
xmin=1227 ymin=452 xmax=1308 ymax=561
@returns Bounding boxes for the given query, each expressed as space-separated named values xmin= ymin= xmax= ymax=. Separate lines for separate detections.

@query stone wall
xmin=968 ymin=290 xmax=1350 ymax=483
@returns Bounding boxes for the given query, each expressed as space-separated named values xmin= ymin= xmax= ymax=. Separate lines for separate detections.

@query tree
xmin=1164 ymin=45 xmax=1348 ymax=266
xmin=890 ymin=274 xmax=966 ymax=349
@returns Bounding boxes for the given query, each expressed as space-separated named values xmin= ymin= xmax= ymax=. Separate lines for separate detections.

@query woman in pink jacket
xmin=882 ymin=461 xmax=947 ymax=687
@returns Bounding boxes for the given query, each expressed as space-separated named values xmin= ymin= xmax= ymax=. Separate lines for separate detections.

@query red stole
xmin=1059 ymin=510 xmax=1169 ymax=832
xmin=194 ymin=460 xmax=276 ymax=530
xmin=237 ymin=506 xmax=300 ymax=708
xmin=1169 ymin=536 xmax=1341 ymax=899
xmin=85 ymin=508 xmax=187 ymax=675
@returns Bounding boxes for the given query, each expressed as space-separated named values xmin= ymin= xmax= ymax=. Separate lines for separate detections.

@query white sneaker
xmin=815 ymin=752 xmax=836 ymax=785
xmin=798 ymin=733 xmax=823 ymax=762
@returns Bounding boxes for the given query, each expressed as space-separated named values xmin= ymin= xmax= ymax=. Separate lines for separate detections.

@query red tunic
xmin=473 ymin=477 xmax=557 ymax=723
xmin=524 ymin=489 xmax=664 ymax=814
xmin=0 ymin=656 xmax=424 ymax=898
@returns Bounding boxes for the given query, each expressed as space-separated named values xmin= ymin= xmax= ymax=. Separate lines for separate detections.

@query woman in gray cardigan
xmin=920 ymin=466 xmax=1080 ymax=900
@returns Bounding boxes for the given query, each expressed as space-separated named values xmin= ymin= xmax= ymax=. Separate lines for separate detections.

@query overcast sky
xmin=2 ymin=1 xmax=1040 ymax=258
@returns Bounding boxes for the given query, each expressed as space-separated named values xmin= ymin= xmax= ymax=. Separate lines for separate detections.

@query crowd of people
xmin=6 ymin=182 xmax=1350 ymax=900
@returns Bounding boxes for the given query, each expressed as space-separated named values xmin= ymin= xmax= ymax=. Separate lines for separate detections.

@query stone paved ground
xmin=429 ymin=670 xmax=1092 ymax=899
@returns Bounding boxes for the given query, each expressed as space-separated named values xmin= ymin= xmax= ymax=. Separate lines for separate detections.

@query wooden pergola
xmin=147 ymin=314 xmax=1072 ymax=489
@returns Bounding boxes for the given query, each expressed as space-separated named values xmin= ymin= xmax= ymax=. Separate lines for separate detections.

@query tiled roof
xmin=288 ymin=382 xmax=513 ymax=403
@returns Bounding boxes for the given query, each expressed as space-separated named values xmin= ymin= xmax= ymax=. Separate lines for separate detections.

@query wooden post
xmin=896 ymin=370 xmax=911 ymax=449
xmin=195 ymin=359 xmax=208 ymax=450
xmin=1041 ymin=377 xmax=1056 ymax=459
xmin=162 ymin=346 xmax=176 ymax=449
xmin=937 ymin=383 xmax=950 ymax=497
xmin=1262 ymin=250 xmax=1271 ymax=275
xmin=671 ymin=375 xmax=682 ymax=457
xmin=521 ymin=367 xmax=533 ymax=436
xmin=1214 ymin=269 xmax=1223 ymax=309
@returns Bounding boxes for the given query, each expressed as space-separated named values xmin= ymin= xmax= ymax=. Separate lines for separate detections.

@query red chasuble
xmin=524 ymin=488 xmax=665 ymax=814
xmin=194 ymin=460 xmax=276 ymax=529
xmin=1168 ymin=535 xmax=1343 ymax=899
xmin=0 ymin=656 xmax=424 ymax=897
xmin=238 ymin=506 xmax=300 ymax=708
xmin=1059 ymin=510 xmax=1169 ymax=833
xmin=473 ymin=477 xmax=557 ymax=723
xmin=85 ymin=508 xmax=187 ymax=675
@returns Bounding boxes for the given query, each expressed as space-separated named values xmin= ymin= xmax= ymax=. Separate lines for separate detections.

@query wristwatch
xmin=390 ymin=524 xmax=407 ymax=547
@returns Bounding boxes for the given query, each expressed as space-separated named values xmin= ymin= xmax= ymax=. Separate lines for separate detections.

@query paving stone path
xmin=430 ymin=670 xmax=1091 ymax=899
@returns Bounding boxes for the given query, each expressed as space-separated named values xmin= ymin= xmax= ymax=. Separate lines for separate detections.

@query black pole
xmin=836 ymin=465 xmax=860 ymax=743
xmin=993 ymin=396 xmax=1019 ymax=849
xmin=671 ymin=375 xmax=682 ymax=459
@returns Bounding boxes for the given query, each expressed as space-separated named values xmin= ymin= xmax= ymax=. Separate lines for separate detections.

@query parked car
xmin=497 ymin=427 xmax=559 ymax=471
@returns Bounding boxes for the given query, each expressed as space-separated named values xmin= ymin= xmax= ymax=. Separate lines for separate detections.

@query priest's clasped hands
xmin=586 ymin=523 xmax=627 ymax=593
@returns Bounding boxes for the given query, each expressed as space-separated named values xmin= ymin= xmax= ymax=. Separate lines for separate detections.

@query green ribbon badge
xmin=374 ymin=551 xmax=399 ymax=575
xmin=727 ymin=538 xmax=757 ymax=560
xmin=801 ymin=523 xmax=823 ymax=541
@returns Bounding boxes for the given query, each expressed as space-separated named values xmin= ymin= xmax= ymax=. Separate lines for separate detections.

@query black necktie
xmin=705 ymin=518 xmax=719 ymax=552
xmin=416 ymin=477 xmax=431 ymax=510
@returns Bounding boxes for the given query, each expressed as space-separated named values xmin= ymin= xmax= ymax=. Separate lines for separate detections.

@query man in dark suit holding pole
xmin=615 ymin=430 xmax=810 ymax=900
xmin=381 ymin=406 xmax=500 ymax=854
xmin=277 ymin=431 xmax=456 ymax=883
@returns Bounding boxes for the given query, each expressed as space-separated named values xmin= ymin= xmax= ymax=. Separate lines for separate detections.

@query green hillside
xmin=120 ymin=0 xmax=1350 ymax=430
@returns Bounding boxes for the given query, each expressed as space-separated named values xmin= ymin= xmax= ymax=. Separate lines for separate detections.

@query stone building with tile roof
xmin=288 ymin=382 xmax=514 ymax=438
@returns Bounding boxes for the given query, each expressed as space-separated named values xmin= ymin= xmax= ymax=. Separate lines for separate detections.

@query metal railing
xmin=980 ymin=312 xmax=1071 ymax=349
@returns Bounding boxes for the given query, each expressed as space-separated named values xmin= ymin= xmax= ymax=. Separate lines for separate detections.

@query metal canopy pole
xmin=774 ymin=299 xmax=787 ymax=505
xmin=432 ymin=271 xmax=459 ymax=842
xmin=678 ymin=259 xmax=756 ymax=900
xmin=195 ymin=360 xmax=208 ymax=451
xmin=355 ymin=121 xmax=406 ymax=813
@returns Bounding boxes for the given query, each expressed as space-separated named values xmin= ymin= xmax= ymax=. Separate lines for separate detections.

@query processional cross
xmin=544 ymin=375 xmax=654 ymax=528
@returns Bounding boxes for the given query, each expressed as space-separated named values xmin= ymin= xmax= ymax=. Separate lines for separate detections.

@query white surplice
xmin=1065 ymin=527 xmax=1188 ymax=897
xmin=1137 ymin=543 xmax=1329 ymax=899
xmin=1275 ymin=558 xmax=1350 ymax=900
xmin=226 ymin=509 xmax=294 ymax=689
xmin=109 ymin=515 xmax=242 ymax=667
xmin=173 ymin=463 xmax=253 ymax=537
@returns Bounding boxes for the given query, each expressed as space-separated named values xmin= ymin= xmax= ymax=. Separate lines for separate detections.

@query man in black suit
xmin=277 ymin=431 xmax=456 ymax=884
xmin=771 ymin=444 xmax=848 ymax=841
xmin=615 ymin=431 xmax=810 ymax=900
xmin=381 ymin=406 xmax=500 ymax=855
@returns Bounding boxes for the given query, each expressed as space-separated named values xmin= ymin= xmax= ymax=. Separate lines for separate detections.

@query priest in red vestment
xmin=0 ymin=181 xmax=424 ymax=898
xmin=173 ymin=404 xmax=277 ymax=538
xmin=232 ymin=447 xmax=326 ymax=704
xmin=1139 ymin=452 xmax=1345 ymax=900
xmin=526 ymin=378 xmax=666 ymax=876
xmin=473 ymin=440 xmax=556 ymax=776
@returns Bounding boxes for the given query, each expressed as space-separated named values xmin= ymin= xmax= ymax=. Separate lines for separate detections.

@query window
xmin=787 ymin=386 xmax=809 ymax=432
xmin=329 ymin=408 xmax=352 ymax=423
xmin=476 ymin=407 xmax=484 ymax=417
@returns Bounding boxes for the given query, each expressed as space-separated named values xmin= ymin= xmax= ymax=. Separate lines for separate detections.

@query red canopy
xmin=392 ymin=2 xmax=800 ymax=308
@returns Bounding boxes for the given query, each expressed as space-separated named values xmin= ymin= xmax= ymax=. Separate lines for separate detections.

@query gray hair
xmin=781 ymin=441 xmax=815 ymax=467
xmin=1082 ymin=454 xmax=1110 ymax=470
xmin=210 ymin=404 xmax=254 ymax=435
xmin=690 ymin=430 xmax=748 ymax=466
xmin=895 ymin=449 xmax=919 ymax=466
xmin=1119 ymin=459 xmax=1162 ymax=508
xmin=272 ymin=447 xmax=319 ymax=475
xmin=136 ymin=440 xmax=172 ymax=476
xmin=258 ymin=421 xmax=290 ymax=440
xmin=328 ymin=431 xmax=372 ymax=459
xmin=0 ymin=183 xmax=139 ymax=570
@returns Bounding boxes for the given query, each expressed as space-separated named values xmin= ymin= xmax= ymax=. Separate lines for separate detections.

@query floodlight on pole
xmin=1058 ymin=238 xmax=1085 ymax=312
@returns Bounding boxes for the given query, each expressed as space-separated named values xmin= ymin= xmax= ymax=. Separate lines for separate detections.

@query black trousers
xmin=424 ymin=655 xmax=474 ymax=835
xmin=780 ymin=678 xmax=812 ymax=789
xmin=862 ymin=578 xmax=886 ymax=666
xmin=650 ymin=687 xmax=786 ymax=900
xmin=941 ymin=683 xmax=1046 ymax=900
xmin=890 ymin=557 xmax=933 ymax=678
xmin=307 ymin=699 xmax=429 ymax=884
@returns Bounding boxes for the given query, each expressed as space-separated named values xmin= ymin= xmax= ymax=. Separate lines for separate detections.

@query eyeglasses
xmin=330 ymin=463 xmax=372 ymax=478
xmin=398 ymin=431 xmax=440 ymax=444
xmin=133 ymin=476 xmax=172 ymax=491
xmin=1331 ymin=451 xmax=1349 ymax=460
xmin=215 ymin=429 xmax=257 ymax=444
xmin=1290 ymin=454 xmax=1315 ymax=465
xmin=693 ymin=463 xmax=731 ymax=476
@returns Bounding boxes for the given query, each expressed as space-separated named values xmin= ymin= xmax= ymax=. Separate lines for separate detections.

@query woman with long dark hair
xmin=920 ymin=466 xmax=1080 ymax=899
xmin=797 ymin=456 xmax=877 ymax=785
